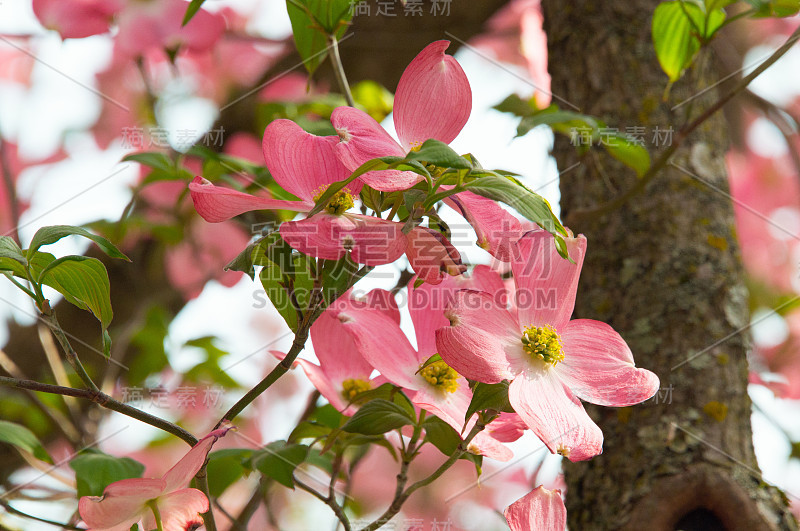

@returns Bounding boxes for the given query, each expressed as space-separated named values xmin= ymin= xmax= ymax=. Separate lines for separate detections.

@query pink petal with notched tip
xmin=444 ymin=190 xmax=522 ymax=262
xmin=263 ymin=119 xmax=358 ymax=202
xmin=504 ymin=486 xmax=567 ymax=531
xmin=394 ymin=40 xmax=472 ymax=150
xmin=435 ymin=290 xmax=521 ymax=383
xmin=331 ymin=107 xmax=422 ymax=192
xmin=140 ymin=488 xmax=208 ymax=531
xmin=78 ymin=478 xmax=164 ymax=530
xmin=161 ymin=427 xmax=232 ymax=493
xmin=189 ymin=176 xmax=310 ymax=223
xmin=508 ymin=373 xmax=603 ymax=462
xmin=470 ymin=431 xmax=514 ymax=462
xmin=333 ymin=298 xmax=420 ymax=389
xmin=511 ymin=230 xmax=586 ymax=330
xmin=279 ymin=213 xmax=407 ymax=266
xmin=486 ymin=412 xmax=528 ymax=443
xmin=557 ymin=319 xmax=660 ymax=406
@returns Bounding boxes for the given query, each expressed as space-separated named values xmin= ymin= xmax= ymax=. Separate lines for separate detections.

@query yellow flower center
xmin=419 ymin=360 xmax=459 ymax=393
xmin=313 ymin=186 xmax=355 ymax=216
xmin=341 ymin=378 xmax=372 ymax=401
xmin=521 ymin=325 xmax=564 ymax=366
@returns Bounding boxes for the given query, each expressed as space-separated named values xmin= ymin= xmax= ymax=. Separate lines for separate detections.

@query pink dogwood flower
xmin=332 ymin=40 xmax=471 ymax=192
xmin=504 ymin=486 xmax=567 ymax=531
xmin=190 ymin=119 xmax=464 ymax=275
xmin=271 ymin=290 xmax=394 ymax=414
xmin=436 ymin=230 xmax=659 ymax=461
xmin=78 ymin=426 xmax=232 ymax=531
xmin=331 ymin=276 xmax=513 ymax=460
xmin=331 ymin=41 xmax=523 ymax=260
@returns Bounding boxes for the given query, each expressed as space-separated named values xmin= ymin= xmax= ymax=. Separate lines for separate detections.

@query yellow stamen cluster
xmin=341 ymin=378 xmax=372 ymax=401
xmin=313 ymin=187 xmax=355 ymax=216
xmin=521 ymin=325 xmax=564 ymax=366
xmin=419 ymin=360 xmax=459 ymax=393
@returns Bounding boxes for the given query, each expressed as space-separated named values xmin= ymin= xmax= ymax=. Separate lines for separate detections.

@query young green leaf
xmin=602 ymin=133 xmax=652 ymax=177
xmin=341 ymin=399 xmax=415 ymax=435
xmin=404 ymin=139 xmax=473 ymax=170
xmin=38 ymin=255 xmax=114 ymax=330
xmin=206 ymin=448 xmax=254 ymax=497
xmin=27 ymin=225 xmax=129 ymax=261
xmin=652 ymin=1 xmax=703 ymax=82
xmin=465 ymin=381 xmax=515 ymax=423
xmin=286 ymin=0 xmax=353 ymax=76
xmin=0 ymin=420 xmax=52 ymax=463
xmin=182 ymin=0 xmax=207 ymax=26
xmin=69 ymin=450 xmax=145 ymax=497
xmin=252 ymin=441 xmax=309 ymax=488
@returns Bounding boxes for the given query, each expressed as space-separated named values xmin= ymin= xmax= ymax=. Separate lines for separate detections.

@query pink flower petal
xmin=511 ymin=230 xmax=586 ymax=329
xmin=411 ymin=377 xmax=472 ymax=430
xmin=435 ymin=290 xmax=521 ymax=383
xmin=444 ymin=190 xmax=522 ymax=261
xmin=470 ymin=431 xmax=514 ymax=462
xmin=292 ymin=357 xmax=352 ymax=413
xmin=358 ymin=169 xmax=423 ymax=192
xmin=263 ymin=119 xmax=359 ymax=202
xmin=509 ymin=373 xmax=603 ymax=462
xmin=364 ymin=288 xmax=401 ymax=325
xmin=189 ymin=176 xmax=309 ymax=223
xmin=557 ymin=319 xmax=660 ymax=406
xmin=486 ymin=412 xmax=528 ymax=443
xmin=78 ymin=478 xmax=164 ymax=530
xmin=161 ymin=427 xmax=232 ymax=492
xmin=279 ymin=213 xmax=407 ymax=266
xmin=311 ymin=309 xmax=375 ymax=387
xmin=406 ymin=227 xmax=465 ymax=285
xmin=331 ymin=106 xmax=406 ymax=167
xmin=394 ymin=40 xmax=472 ymax=150
xmin=409 ymin=274 xmax=460 ymax=357
xmin=333 ymin=298 xmax=420 ymax=389
xmin=504 ymin=486 xmax=567 ymax=531
xmin=140 ymin=488 xmax=208 ymax=531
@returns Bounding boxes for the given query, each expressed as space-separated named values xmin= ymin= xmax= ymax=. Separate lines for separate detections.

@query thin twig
xmin=328 ymin=34 xmax=355 ymax=107
xmin=295 ymin=476 xmax=352 ymax=531
xmin=567 ymin=24 xmax=800 ymax=224
xmin=0 ymin=498 xmax=83 ymax=530
xmin=0 ymin=375 xmax=197 ymax=446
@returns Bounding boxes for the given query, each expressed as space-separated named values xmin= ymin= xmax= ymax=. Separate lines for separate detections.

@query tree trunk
xmin=540 ymin=1 xmax=796 ymax=529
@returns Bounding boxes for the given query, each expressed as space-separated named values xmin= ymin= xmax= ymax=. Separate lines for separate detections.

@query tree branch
xmin=567 ymin=24 xmax=800 ymax=225
xmin=0 ymin=375 xmax=197 ymax=446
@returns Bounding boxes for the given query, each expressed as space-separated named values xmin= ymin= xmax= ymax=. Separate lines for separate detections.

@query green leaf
xmin=0 ymin=420 xmax=52 ymax=463
xmin=745 ymin=0 xmax=800 ymax=16
xmin=260 ymin=264 xmax=299 ymax=332
xmin=341 ymin=399 xmax=415 ymax=435
xmin=465 ymin=381 xmax=514 ymax=423
xmin=27 ymin=225 xmax=129 ymax=261
xmin=123 ymin=152 xmax=174 ymax=173
xmin=183 ymin=336 xmax=239 ymax=388
xmin=321 ymin=256 xmax=359 ymax=305
xmin=206 ymin=448 xmax=254 ymax=497
xmin=38 ymin=255 xmax=114 ymax=331
xmin=422 ymin=416 xmax=462 ymax=455
xmin=69 ymin=450 xmax=145 ymax=497
xmin=465 ymin=175 xmax=567 ymax=241
xmin=182 ymin=0 xmax=206 ymax=26
xmin=516 ymin=107 xmax=600 ymax=138
xmin=602 ymin=133 xmax=652 ymax=177
xmin=0 ymin=236 xmax=26 ymax=265
xmin=652 ymin=1 xmax=703 ymax=82
xmin=492 ymin=94 xmax=537 ymax=117
xmin=252 ymin=441 xmax=309 ymax=488
xmin=286 ymin=0 xmax=353 ymax=76
xmin=404 ymin=139 xmax=473 ymax=170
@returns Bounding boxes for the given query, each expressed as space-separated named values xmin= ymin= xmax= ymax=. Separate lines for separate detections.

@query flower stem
xmin=328 ymin=34 xmax=355 ymax=107
xmin=147 ymin=500 xmax=165 ymax=531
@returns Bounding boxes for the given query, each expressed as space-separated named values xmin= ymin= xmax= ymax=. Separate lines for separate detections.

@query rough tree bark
xmin=540 ymin=1 xmax=796 ymax=529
